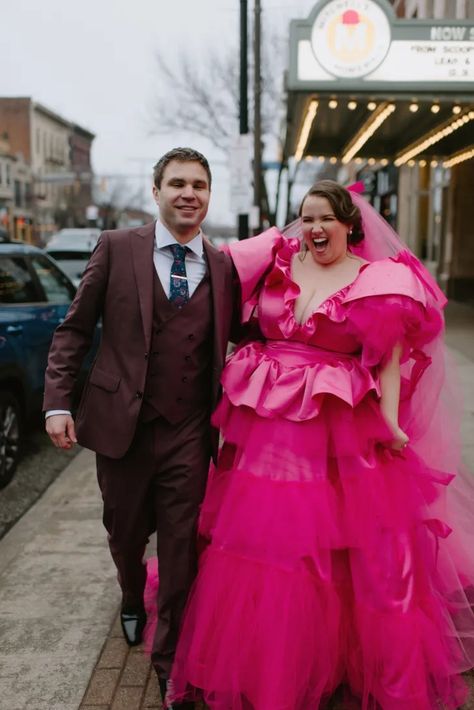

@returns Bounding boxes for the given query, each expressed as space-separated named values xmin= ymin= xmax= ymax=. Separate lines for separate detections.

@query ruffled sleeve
xmin=344 ymin=253 xmax=444 ymax=374
xmin=225 ymin=228 xmax=285 ymax=323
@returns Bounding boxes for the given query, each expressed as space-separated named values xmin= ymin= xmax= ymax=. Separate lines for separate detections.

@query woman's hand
xmin=389 ymin=425 xmax=409 ymax=451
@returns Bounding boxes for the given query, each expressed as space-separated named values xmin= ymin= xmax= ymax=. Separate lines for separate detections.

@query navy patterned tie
xmin=169 ymin=244 xmax=189 ymax=307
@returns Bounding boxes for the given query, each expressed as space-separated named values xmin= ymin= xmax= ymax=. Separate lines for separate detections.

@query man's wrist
xmin=45 ymin=410 xmax=72 ymax=419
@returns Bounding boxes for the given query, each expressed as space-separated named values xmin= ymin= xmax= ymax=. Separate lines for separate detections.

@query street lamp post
xmin=253 ymin=0 xmax=262 ymax=233
xmin=238 ymin=0 xmax=249 ymax=240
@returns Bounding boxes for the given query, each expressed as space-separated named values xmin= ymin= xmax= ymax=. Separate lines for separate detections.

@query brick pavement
xmin=79 ymin=613 xmax=162 ymax=710
xmin=79 ymin=613 xmax=208 ymax=710
xmin=81 ymin=613 xmax=474 ymax=710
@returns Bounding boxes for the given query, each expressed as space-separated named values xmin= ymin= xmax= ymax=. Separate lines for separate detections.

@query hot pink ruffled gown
xmin=149 ymin=229 xmax=474 ymax=709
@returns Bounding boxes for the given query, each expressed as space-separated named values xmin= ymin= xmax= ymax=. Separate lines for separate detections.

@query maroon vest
xmin=140 ymin=269 xmax=213 ymax=424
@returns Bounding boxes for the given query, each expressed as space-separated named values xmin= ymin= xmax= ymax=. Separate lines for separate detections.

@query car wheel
xmin=0 ymin=391 xmax=21 ymax=489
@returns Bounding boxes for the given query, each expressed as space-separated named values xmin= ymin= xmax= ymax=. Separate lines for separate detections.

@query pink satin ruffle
xmin=220 ymin=339 xmax=379 ymax=421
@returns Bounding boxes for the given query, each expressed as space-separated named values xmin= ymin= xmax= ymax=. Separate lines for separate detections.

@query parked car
xmin=46 ymin=228 xmax=100 ymax=287
xmin=0 ymin=242 xmax=98 ymax=488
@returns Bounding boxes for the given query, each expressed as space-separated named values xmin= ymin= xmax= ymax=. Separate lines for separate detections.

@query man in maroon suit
xmin=44 ymin=147 xmax=234 ymax=709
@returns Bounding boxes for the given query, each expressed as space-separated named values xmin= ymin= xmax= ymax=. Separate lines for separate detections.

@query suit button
xmin=185 ymin=355 xmax=191 ymax=361
xmin=176 ymin=396 xmax=183 ymax=402
xmin=144 ymin=353 xmax=149 ymax=360
xmin=135 ymin=391 xmax=143 ymax=399
xmin=155 ymin=328 xmax=162 ymax=335
xmin=188 ymin=334 xmax=194 ymax=340
xmin=182 ymin=376 xmax=188 ymax=383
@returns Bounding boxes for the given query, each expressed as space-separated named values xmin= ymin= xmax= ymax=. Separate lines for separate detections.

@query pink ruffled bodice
xmin=224 ymin=229 xmax=443 ymax=424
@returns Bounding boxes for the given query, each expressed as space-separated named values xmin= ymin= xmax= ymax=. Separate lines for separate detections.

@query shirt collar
xmin=155 ymin=219 xmax=204 ymax=258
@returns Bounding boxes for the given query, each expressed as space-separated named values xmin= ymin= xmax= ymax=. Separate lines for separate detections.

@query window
xmin=14 ymin=181 xmax=22 ymax=208
xmin=0 ymin=257 xmax=40 ymax=304
xmin=30 ymin=255 xmax=76 ymax=303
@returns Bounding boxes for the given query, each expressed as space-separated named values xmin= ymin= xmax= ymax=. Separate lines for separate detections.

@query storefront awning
xmin=283 ymin=0 xmax=474 ymax=167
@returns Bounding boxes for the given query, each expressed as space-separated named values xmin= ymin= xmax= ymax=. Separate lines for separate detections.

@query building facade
xmin=282 ymin=0 xmax=474 ymax=301
xmin=394 ymin=0 xmax=474 ymax=299
xmin=0 ymin=98 xmax=95 ymax=244
xmin=0 ymin=133 xmax=33 ymax=242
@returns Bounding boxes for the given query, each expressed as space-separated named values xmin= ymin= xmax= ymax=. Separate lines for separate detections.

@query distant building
xmin=0 ymin=97 xmax=95 ymax=244
xmin=0 ymin=133 xmax=33 ymax=242
xmin=65 ymin=123 xmax=95 ymax=229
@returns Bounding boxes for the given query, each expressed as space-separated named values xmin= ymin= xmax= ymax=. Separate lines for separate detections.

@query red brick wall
xmin=0 ymin=98 xmax=32 ymax=163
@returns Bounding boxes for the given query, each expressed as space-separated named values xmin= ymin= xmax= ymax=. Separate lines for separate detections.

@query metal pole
xmin=238 ymin=0 xmax=249 ymax=240
xmin=253 ymin=0 xmax=262 ymax=233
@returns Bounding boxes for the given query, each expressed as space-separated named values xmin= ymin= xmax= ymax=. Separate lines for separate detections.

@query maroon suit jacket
xmin=43 ymin=222 xmax=234 ymax=459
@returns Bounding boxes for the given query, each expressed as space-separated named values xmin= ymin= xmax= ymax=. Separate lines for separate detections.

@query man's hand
xmin=46 ymin=414 xmax=77 ymax=450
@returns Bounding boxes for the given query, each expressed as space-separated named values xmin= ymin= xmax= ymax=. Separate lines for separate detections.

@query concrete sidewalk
xmin=0 ymin=306 xmax=472 ymax=710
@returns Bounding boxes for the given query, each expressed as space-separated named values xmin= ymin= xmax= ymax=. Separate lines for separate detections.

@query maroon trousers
xmin=96 ymin=409 xmax=211 ymax=678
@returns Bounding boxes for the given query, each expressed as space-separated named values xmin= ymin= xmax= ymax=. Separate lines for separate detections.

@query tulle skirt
xmin=145 ymin=379 xmax=474 ymax=709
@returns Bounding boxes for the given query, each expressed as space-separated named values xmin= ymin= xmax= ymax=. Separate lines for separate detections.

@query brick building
xmin=0 ymin=97 xmax=95 ymax=243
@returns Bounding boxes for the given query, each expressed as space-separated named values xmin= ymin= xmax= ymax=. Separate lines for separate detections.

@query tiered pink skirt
xmin=147 ymin=341 xmax=474 ymax=709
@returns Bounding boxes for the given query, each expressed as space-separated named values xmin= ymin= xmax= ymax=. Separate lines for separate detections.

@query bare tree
xmin=93 ymin=177 xmax=136 ymax=230
xmin=150 ymin=50 xmax=239 ymax=154
xmin=148 ymin=29 xmax=288 ymax=223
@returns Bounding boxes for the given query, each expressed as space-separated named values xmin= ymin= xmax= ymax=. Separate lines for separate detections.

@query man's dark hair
xmin=153 ymin=147 xmax=212 ymax=189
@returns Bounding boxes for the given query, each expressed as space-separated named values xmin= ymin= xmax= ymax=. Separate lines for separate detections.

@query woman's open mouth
xmin=313 ymin=237 xmax=329 ymax=252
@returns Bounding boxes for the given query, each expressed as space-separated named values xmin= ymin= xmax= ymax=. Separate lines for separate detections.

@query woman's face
xmin=300 ymin=195 xmax=350 ymax=265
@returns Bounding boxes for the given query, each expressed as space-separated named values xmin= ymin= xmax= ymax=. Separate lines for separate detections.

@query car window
xmin=0 ymin=256 xmax=41 ymax=303
xmin=47 ymin=250 xmax=92 ymax=261
xmin=29 ymin=255 xmax=76 ymax=303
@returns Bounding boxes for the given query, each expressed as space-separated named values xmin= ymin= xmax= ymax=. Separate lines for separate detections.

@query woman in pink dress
xmin=149 ymin=181 xmax=474 ymax=709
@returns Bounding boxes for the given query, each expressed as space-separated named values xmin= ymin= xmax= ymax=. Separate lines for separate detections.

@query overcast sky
xmin=1 ymin=0 xmax=315 ymax=224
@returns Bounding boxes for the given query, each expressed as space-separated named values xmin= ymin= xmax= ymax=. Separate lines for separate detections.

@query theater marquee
xmin=289 ymin=0 xmax=474 ymax=91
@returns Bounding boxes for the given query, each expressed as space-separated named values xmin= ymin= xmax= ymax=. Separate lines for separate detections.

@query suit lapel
xmin=130 ymin=222 xmax=156 ymax=352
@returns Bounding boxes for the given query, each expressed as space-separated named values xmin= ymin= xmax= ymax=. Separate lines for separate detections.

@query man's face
xmin=153 ymin=160 xmax=211 ymax=242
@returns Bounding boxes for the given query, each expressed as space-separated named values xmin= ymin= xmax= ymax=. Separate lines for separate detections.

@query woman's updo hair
xmin=299 ymin=180 xmax=364 ymax=245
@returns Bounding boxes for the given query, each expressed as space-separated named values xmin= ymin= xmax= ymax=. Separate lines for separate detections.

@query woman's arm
xmin=379 ymin=343 xmax=409 ymax=450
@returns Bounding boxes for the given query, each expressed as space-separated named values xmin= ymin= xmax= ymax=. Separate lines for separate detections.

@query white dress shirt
xmin=154 ymin=219 xmax=207 ymax=298
xmin=46 ymin=219 xmax=207 ymax=419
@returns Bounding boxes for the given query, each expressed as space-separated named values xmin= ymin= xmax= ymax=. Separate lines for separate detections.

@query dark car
xmin=0 ymin=242 xmax=97 ymax=488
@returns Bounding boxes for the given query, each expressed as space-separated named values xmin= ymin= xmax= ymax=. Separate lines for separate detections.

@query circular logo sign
xmin=311 ymin=0 xmax=391 ymax=78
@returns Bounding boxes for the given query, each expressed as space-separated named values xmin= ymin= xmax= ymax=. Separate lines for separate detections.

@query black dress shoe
xmin=158 ymin=677 xmax=195 ymax=709
xmin=120 ymin=608 xmax=146 ymax=646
